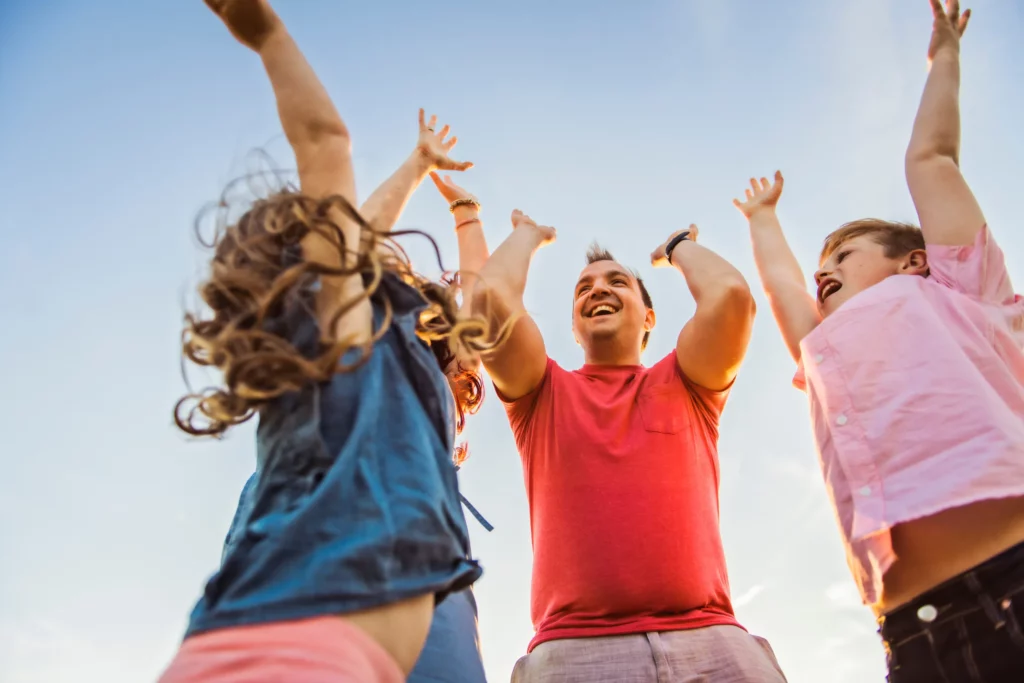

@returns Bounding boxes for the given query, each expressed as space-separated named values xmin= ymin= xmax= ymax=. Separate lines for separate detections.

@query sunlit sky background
xmin=2 ymin=1 xmax=1023 ymax=681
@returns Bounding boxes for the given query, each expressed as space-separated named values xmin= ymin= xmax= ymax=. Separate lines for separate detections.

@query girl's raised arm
xmin=205 ymin=0 xmax=367 ymax=342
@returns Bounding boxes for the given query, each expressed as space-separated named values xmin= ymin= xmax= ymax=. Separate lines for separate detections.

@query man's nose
xmin=813 ymin=267 xmax=830 ymax=286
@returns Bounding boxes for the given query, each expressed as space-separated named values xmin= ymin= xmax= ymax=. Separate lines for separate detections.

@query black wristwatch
xmin=664 ymin=231 xmax=691 ymax=264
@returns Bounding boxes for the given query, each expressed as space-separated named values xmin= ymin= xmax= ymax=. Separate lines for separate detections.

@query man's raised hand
xmin=511 ymin=210 xmax=556 ymax=246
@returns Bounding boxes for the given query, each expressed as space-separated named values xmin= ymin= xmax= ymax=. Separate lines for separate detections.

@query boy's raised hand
xmin=927 ymin=0 xmax=971 ymax=62
xmin=204 ymin=0 xmax=282 ymax=51
xmin=733 ymin=171 xmax=784 ymax=220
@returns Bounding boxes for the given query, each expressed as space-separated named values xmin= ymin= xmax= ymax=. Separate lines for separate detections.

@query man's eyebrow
xmin=574 ymin=275 xmax=594 ymax=289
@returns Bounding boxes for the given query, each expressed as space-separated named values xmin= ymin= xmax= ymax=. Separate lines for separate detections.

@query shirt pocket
xmin=637 ymin=385 xmax=683 ymax=434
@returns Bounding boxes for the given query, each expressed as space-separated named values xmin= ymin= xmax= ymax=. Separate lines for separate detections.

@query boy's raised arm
xmin=734 ymin=173 xmax=820 ymax=363
xmin=905 ymin=0 xmax=985 ymax=247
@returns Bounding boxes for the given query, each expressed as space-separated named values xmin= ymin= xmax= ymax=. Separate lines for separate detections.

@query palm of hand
xmin=417 ymin=110 xmax=472 ymax=172
xmin=430 ymin=173 xmax=477 ymax=204
xmin=204 ymin=0 xmax=278 ymax=50
xmin=733 ymin=172 xmax=784 ymax=218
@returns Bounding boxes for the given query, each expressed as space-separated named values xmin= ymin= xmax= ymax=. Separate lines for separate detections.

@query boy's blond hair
xmin=820 ymin=219 xmax=925 ymax=265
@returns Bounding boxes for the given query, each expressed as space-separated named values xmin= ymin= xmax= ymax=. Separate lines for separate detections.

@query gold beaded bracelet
xmin=449 ymin=198 xmax=481 ymax=213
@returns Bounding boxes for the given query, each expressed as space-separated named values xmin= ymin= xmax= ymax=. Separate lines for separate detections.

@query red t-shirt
xmin=500 ymin=352 xmax=741 ymax=651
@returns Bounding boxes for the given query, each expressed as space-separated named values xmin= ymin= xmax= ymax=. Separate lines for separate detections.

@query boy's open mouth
xmin=818 ymin=278 xmax=842 ymax=304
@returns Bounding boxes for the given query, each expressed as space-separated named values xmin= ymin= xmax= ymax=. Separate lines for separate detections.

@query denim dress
xmin=186 ymin=272 xmax=482 ymax=637
xmin=220 ymin=473 xmax=489 ymax=683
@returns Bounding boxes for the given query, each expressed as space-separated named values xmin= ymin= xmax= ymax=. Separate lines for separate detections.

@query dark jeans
xmin=879 ymin=540 xmax=1024 ymax=682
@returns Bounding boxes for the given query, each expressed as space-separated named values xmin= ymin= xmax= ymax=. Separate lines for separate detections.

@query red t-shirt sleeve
xmin=496 ymin=357 xmax=556 ymax=445
xmin=652 ymin=351 xmax=731 ymax=437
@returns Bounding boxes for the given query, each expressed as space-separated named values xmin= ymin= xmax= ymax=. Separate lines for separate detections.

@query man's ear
xmin=902 ymin=249 xmax=929 ymax=277
xmin=644 ymin=308 xmax=656 ymax=332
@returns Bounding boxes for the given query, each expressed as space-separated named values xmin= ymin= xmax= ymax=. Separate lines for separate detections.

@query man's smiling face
xmin=572 ymin=260 xmax=651 ymax=356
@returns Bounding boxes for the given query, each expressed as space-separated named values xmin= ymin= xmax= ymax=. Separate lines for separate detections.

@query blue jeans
xmin=409 ymin=588 xmax=487 ymax=683
xmin=880 ymin=540 xmax=1024 ymax=682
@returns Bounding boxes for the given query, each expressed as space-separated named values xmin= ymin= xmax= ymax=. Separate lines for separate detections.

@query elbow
xmin=712 ymin=277 xmax=757 ymax=320
xmin=471 ymin=277 xmax=514 ymax=319
xmin=290 ymin=121 xmax=352 ymax=154
xmin=311 ymin=124 xmax=352 ymax=153
xmin=906 ymin=143 xmax=958 ymax=169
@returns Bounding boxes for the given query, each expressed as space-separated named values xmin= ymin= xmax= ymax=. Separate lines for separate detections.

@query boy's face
xmin=814 ymin=234 xmax=925 ymax=317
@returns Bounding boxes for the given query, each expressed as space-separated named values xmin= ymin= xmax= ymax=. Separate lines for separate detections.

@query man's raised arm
xmin=471 ymin=211 xmax=555 ymax=401
xmin=651 ymin=225 xmax=756 ymax=392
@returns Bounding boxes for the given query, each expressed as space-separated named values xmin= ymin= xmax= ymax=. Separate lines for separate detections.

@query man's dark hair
xmin=585 ymin=243 xmax=654 ymax=350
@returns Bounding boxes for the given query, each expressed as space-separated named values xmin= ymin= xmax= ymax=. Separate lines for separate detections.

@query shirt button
xmin=814 ymin=354 xmax=824 ymax=364
xmin=859 ymin=486 xmax=872 ymax=497
xmin=836 ymin=414 xmax=848 ymax=426
xmin=917 ymin=605 xmax=938 ymax=623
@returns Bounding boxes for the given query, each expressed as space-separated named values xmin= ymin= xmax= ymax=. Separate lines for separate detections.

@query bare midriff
xmin=342 ymin=593 xmax=435 ymax=675
xmin=876 ymin=496 xmax=1024 ymax=616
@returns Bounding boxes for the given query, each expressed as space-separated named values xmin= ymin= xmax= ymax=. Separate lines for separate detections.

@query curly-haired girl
xmin=160 ymin=1 xmax=510 ymax=680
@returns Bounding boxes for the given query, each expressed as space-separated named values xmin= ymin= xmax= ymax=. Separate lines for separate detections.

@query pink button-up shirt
xmin=794 ymin=225 xmax=1024 ymax=605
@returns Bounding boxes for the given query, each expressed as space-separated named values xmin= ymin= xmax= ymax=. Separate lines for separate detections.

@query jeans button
xmin=917 ymin=604 xmax=938 ymax=623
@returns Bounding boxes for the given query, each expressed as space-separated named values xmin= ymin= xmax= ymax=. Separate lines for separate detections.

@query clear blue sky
xmin=1 ymin=1 xmax=1022 ymax=681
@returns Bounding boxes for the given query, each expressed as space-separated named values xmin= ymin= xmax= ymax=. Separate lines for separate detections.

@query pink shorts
xmin=159 ymin=616 xmax=404 ymax=683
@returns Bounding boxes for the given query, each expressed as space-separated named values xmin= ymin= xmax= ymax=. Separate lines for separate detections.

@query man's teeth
xmin=591 ymin=305 xmax=616 ymax=317
xmin=822 ymin=282 xmax=840 ymax=300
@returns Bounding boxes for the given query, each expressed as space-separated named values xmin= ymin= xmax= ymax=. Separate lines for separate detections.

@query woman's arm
xmin=428 ymin=173 xmax=489 ymax=313
xmin=360 ymin=110 xmax=473 ymax=239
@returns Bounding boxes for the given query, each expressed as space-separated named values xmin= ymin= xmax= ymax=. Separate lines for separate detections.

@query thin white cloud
xmin=733 ymin=583 xmax=765 ymax=607
xmin=825 ymin=581 xmax=864 ymax=611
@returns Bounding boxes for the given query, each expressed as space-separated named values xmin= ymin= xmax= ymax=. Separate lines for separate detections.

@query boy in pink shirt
xmin=735 ymin=1 xmax=1024 ymax=680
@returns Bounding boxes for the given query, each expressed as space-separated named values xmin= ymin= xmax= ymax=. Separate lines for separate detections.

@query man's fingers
xmin=419 ymin=108 xmax=426 ymax=129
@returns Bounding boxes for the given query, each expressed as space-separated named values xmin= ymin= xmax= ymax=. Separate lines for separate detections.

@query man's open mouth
xmin=587 ymin=304 xmax=618 ymax=318
xmin=818 ymin=279 xmax=842 ymax=304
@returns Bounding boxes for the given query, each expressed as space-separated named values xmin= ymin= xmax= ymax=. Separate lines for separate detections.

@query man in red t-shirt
xmin=472 ymin=212 xmax=787 ymax=682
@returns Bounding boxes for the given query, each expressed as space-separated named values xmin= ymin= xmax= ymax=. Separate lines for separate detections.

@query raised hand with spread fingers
xmin=927 ymin=0 xmax=970 ymax=63
xmin=417 ymin=109 xmax=473 ymax=173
